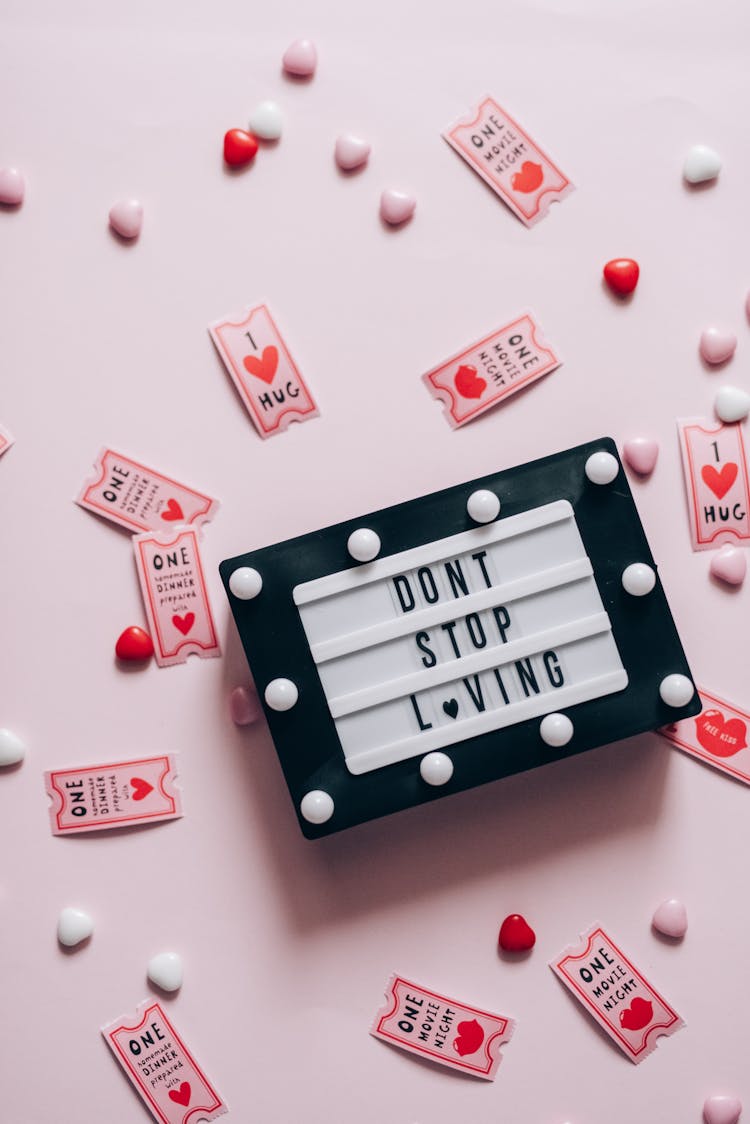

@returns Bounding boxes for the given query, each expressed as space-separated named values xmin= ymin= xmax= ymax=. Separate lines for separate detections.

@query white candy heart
xmin=652 ymin=898 xmax=688 ymax=938
xmin=703 ymin=1094 xmax=742 ymax=1124
xmin=148 ymin=950 xmax=183 ymax=992
xmin=335 ymin=134 xmax=371 ymax=171
xmin=0 ymin=727 xmax=25 ymax=766
xmin=58 ymin=907 xmax=94 ymax=947
xmin=715 ymin=385 xmax=750 ymax=423
xmin=683 ymin=144 xmax=722 ymax=184
xmin=248 ymin=101 xmax=283 ymax=141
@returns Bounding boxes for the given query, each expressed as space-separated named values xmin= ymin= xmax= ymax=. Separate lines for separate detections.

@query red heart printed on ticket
xmin=133 ymin=527 xmax=220 ymax=667
xmin=209 ymin=303 xmax=319 ymax=438
xmin=76 ymin=449 xmax=219 ymax=534
xmin=550 ymin=924 xmax=684 ymax=1063
xmin=44 ymin=754 xmax=182 ymax=835
xmin=443 ymin=96 xmax=574 ymax=226
xmin=370 ymin=974 xmax=515 ymax=1080
xmin=659 ymin=687 xmax=750 ymax=784
xmin=422 ymin=312 xmax=561 ymax=427
xmin=0 ymin=424 xmax=14 ymax=457
xmin=102 ymin=1000 xmax=227 ymax=1124
xmin=677 ymin=418 xmax=750 ymax=550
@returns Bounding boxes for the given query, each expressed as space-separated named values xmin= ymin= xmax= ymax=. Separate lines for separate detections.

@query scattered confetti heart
xmin=710 ymin=545 xmax=747 ymax=587
xmin=0 ymin=167 xmax=25 ymax=205
xmin=498 ymin=913 xmax=536 ymax=952
xmin=282 ymin=38 xmax=317 ymax=77
xmin=230 ymin=685 xmax=262 ymax=726
xmin=700 ymin=327 xmax=737 ymax=365
xmin=57 ymin=906 xmax=94 ymax=948
xmin=683 ymin=144 xmax=722 ymax=185
xmin=108 ymin=199 xmax=143 ymax=240
xmin=248 ymin=101 xmax=283 ymax=141
xmin=148 ymin=951 xmax=183 ymax=992
xmin=651 ymin=898 xmax=688 ymax=939
xmin=115 ymin=626 xmax=154 ymax=662
xmin=603 ymin=258 xmax=639 ymax=296
xmin=223 ymin=128 xmax=258 ymax=167
xmin=335 ymin=134 xmax=371 ymax=171
xmin=703 ymin=1095 xmax=742 ymax=1124
xmin=380 ymin=188 xmax=416 ymax=226
xmin=623 ymin=437 xmax=659 ymax=476
xmin=715 ymin=385 xmax=750 ymax=423
xmin=0 ymin=727 xmax=25 ymax=766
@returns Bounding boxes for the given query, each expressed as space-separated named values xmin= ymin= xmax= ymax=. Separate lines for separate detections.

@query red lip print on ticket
xmin=659 ymin=687 xmax=750 ymax=784
xmin=422 ymin=312 xmax=561 ymax=427
xmin=678 ymin=418 xmax=750 ymax=550
xmin=209 ymin=303 xmax=319 ymax=438
xmin=443 ymin=96 xmax=574 ymax=226
xmin=550 ymin=924 xmax=684 ymax=1063
xmin=134 ymin=527 xmax=220 ymax=667
xmin=44 ymin=754 xmax=182 ymax=835
xmin=76 ymin=449 xmax=219 ymax=534
xmin=102 ymin=1000 xmax=227 ymax=1124
xmin=370 ymin=974 xmax=515 ymax=1080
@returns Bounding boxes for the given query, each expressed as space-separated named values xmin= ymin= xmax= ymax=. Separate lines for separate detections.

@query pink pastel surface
xmin=1 ymin=2 xmax=750 ymax=1121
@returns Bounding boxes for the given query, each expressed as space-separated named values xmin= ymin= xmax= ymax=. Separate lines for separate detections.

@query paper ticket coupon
xmin=76 ymin=449 xmax=219 ymax=534
xmin=45 ymin=754 xmax=182 ymax=834
xmin=550 ymin=923 xmax=684 ymax=1063
xmin=678 ymin=418 xmax=750 ymax=549
xmin=443 ymin=96 xmax=574 ymax=226
xmin=102 ymin=1000 xmax=227 ymax=1123
xmin=660 ymin=687 xmax=750 ymax=784
xmin=371 ymin=974 xmax=515 ymax=1080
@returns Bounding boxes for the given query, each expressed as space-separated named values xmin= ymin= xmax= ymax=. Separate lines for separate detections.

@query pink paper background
xmin=1 ymin=1 xmax=749 ymax=1120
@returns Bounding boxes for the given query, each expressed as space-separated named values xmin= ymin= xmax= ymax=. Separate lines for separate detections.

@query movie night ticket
xmin=550 ymin=924 xmax=684 ymax=1063
xmin=76 ymin=449 xmax=219 ymax=534
xmin=443 ymin=96 xmax=574 ymax=226
xmin=44 ymin=754 xmax=182 ymax=835
xmin=422 ymin=313 xmax=561 ymax=427
xmin=370 ymin=974 xmax=515 ymax=1080
xmin=133 ymin=527 xmax=221 ymax=667
xmin=209 ymin=303 xmax=319 ymax=438
xmin=678 ymin=418 xmax=750 ymax=550
xmin=102 ymin=1000 xmax=227 ymax=1124
xmin=660 ymin=687 xmax=750 ymax=785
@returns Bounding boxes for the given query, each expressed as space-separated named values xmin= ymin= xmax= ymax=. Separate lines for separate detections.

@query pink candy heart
xmin=0 ymin=167 xmax=25 ymax=206
xmin=109 ymin=199 xmax=143 ymax=240
xmin=703 ymin=1095 xmax=742 ymax=1124
xmin=700 ymin=327 xmax=737 ymax=365
xmin=651 ymin=898 xmax=688 ymax=938
xmin=335 ymin=134 xmax=371 ymax=172
xmin=380 ymin=188 xmax=416 ymax=226
xmin=622 ymin=437 xmax=659 ymax=476
xmin=229 ymin=685 xmax=262 ymax=727
xmin=282 ymin=38 xmax=317 ymax=77
xmin=709 ymin=545 xmax=747 ymax=587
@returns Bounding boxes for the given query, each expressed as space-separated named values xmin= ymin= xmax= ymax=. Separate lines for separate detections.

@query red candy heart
xmin=223 ymin=128 xmax=259 ymax=167
xmin=168 ymin=1082 xmax=191 ymax=1107
xmin=603 ymin=258 xmax=640 ymax=296
xmin=115 ymin=626 xmax=154 ymax=662
xmin=130 ymin=776 xmax=154 ymax=801
xmin=498 ymin=913 xmax=536 ymax=952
